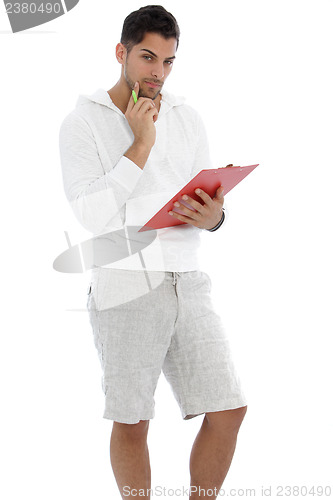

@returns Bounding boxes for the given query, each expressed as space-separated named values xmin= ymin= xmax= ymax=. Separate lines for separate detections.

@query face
xmin=121 ymin=32 xmax=177 ymax=100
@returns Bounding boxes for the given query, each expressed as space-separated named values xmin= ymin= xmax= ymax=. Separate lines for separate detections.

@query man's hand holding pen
xmin=125 ymin=81 xmax=158 ymax=151
xmin=123 ymin=82 xmax=159 ymax=170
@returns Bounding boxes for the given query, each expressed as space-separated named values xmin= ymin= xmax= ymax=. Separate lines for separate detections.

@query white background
xmin=1 ymin=0 xmax=332 ymax=498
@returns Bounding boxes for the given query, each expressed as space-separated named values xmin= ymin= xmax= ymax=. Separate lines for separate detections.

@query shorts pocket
xmin=86 ymin=285 xmax=91 ymax=309
xmin=201 ymin=271 xmax=212 ymax=292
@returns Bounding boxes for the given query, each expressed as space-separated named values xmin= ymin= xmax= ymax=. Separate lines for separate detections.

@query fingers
xmin=126 ymin=96 xmax=157 ymax=122
xmin=126 ymin=81 xmax=157 ymax=116
xmin=173 ymin=188 xmax=224 ymax=217
xmin=194 ymin=189 xmax=214 ymax=207
xmin=127 ymin=81 xmax=153 ymax=112
xmin=176 ymin=194 xmax=204 ymax=213
xmin=168 ymin=211 xmax=200 ymax=226
xmin=214 ymin=187 xmax=225 ymax=208
xmin=148 ymin=106 xmax=159 ymax=122
xmin=136 ymin=99 xmax=156 ymax=114
xmin=174 ymin=190 xmax=214 ymax=215
xmin=152 ymin=109 xmax=159 ymax=123
xmin=126 ymin=81 xmax=139 ymax=113
xmin=215 ymin=185 xmax=224 ymax=198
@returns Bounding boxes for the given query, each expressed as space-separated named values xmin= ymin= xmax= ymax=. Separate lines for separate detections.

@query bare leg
xmin=189 ymin=406 xmax=247 ymax=499
xmin=110 ymin=419 xmax=151 ymax=499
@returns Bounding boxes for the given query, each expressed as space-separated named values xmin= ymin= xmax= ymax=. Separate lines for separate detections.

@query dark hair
xmin=120 ymin=5 xmax=180 ymax=54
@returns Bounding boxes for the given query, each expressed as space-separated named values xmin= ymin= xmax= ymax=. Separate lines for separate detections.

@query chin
xmin=140 ymin=83 xmax=163 ymax=99
xmin=139 ymin=90 xmax=161 ymax=100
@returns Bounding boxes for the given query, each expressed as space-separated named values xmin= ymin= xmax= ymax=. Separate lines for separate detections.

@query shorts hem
xmin=103 ymin=411 xmax=154 ymax=424
xmin=182 ymin=398 xmax=248 ymax=420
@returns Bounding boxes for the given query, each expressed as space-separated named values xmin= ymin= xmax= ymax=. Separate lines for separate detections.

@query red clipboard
xmin=138 ymin=164 xmax=259 ymax=232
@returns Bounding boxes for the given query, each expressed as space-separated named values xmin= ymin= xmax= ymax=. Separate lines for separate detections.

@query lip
xmin=145 ymin=81 xmax=161 ymax=88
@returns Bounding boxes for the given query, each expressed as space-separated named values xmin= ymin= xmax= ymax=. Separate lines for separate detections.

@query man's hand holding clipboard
xmin=138 ymin=163 xmax=259 ymax=232
xmin=168 ymin=164 xmax=235 ymax=231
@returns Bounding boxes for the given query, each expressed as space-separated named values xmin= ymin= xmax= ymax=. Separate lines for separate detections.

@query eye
xmin=165 ymin=61 xmax=173 ymax=66
xmin=143 ymin=55 xmax=152 ymax=61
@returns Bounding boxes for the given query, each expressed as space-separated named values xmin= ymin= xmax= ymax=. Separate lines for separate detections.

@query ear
xmin=115 ymin=43 xmax=127 ymax=65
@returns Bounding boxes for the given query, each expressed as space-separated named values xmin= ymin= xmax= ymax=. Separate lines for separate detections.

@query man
xmin=59 ymin=5 xmax=247 ymax=499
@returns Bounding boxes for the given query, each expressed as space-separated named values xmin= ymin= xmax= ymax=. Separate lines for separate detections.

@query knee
xmin=112 ymin=419 xmax=150 ymax=440
xmin=205 ymin=405 xmax=247 ymax=433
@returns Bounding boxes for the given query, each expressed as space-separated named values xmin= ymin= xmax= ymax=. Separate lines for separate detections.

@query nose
xmin=151 ymin=61 xmax=164 ymax=80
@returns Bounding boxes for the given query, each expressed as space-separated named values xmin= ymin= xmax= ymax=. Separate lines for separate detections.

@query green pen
xmin=132 ymin=89 xmax=138 ymax=103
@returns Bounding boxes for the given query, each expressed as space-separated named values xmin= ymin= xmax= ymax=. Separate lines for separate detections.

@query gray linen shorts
xmin=86 ymin=269 xmax=247 ymax=424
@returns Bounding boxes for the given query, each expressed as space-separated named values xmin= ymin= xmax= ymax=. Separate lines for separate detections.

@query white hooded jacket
xmin=59 ymin=88 xmax=225 ymax=272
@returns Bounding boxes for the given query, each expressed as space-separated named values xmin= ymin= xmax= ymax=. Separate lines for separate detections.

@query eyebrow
xmin=139 ymin=49 xmax=176 ymax=60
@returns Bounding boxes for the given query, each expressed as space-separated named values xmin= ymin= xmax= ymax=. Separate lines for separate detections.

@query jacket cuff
xmin=111 ymin=155 xmax=143 ymax=191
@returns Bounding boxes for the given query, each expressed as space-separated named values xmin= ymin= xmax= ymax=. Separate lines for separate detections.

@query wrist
xmin=133 ymin=139 xmax=152 ymax=152
xmin=206 ymin=208 xmax=225 ymax=232
xmin=124 ymin=141 xmax=152 ymax=170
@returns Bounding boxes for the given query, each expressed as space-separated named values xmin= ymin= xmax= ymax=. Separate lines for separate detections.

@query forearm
xmin=67 ymin=155 xmax=143 ymax=235
xmin=59 ymin=112 xmax=146 ymax=235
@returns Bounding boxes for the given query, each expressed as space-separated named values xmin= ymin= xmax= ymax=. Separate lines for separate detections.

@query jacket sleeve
xmin=190 ymin=112 xmax=228 ymax=230
xmin=59 ymin=112 xmax=143 ymax=235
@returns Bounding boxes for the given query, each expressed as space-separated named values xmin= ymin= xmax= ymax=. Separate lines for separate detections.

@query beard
xmin=124 ymin=62 xmax=162 ymax=101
